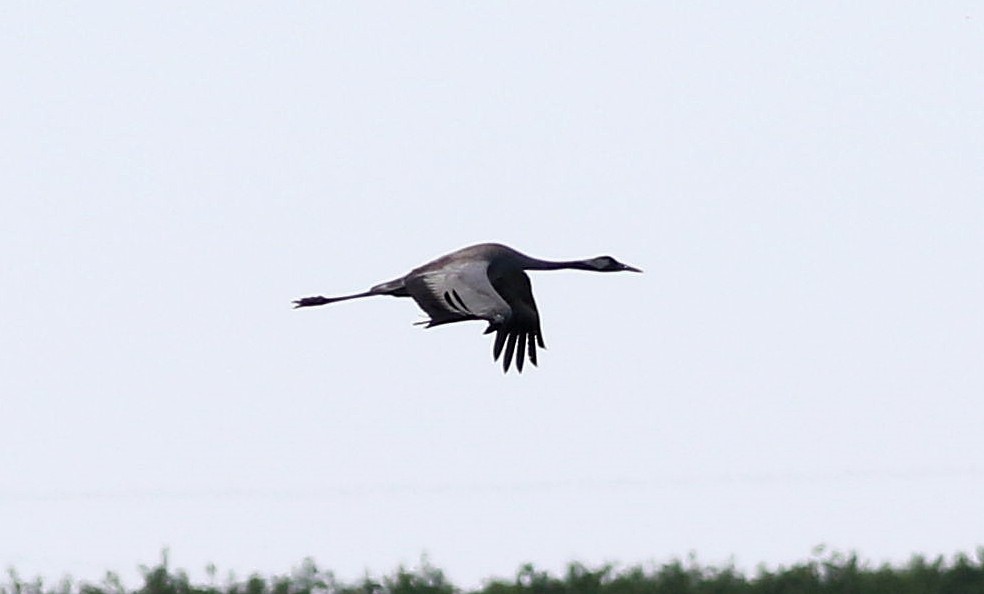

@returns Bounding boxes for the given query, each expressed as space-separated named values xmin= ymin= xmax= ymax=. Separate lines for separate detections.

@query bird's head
xmin=585 ymin=256 xmax=642 ymax=273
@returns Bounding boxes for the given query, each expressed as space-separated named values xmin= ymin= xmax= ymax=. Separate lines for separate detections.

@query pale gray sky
xmin=2 ymin=2 xmax=982 ymax=588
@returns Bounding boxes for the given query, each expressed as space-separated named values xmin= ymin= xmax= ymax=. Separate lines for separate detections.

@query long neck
xmin=518 ymin=256 xmax=595 ymax=271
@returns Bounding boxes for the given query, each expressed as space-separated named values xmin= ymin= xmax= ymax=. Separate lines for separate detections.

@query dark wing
xmin=484 ymin=269 xmax=545 ymax=373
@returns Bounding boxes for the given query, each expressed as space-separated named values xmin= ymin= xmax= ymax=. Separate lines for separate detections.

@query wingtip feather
xmin=502 ymin=333 xmax=518 ymax=373
xmin=516 ymin=334 xmax=526 ymax=373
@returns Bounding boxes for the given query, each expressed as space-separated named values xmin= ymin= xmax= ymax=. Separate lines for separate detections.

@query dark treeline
xmin=5 ymin=549 xmax=984 ymax=594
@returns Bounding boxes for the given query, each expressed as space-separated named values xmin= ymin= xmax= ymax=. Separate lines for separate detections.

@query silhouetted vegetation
xmin=5 ymin=549 xmax=984 ymax=594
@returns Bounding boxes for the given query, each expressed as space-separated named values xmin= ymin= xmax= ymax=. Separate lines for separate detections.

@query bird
xmin=293 ymin=243 xmax=641 ymax=373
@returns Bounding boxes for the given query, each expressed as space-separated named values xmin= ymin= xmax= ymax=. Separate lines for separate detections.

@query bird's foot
xmin=293 ymin=296 xmax=330 ymax=308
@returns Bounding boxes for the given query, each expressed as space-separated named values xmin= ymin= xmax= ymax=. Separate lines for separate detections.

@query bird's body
xmin=294 ymin=243 xmax=640 ymax=373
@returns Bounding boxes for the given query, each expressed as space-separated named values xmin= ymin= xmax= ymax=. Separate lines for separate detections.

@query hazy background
xmin=2 ymin=2 xmax=982 ymax=588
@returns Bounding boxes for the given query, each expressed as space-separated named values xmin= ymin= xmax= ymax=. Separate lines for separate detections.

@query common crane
xmin=293 ymin=243 xmax=641 ymax=373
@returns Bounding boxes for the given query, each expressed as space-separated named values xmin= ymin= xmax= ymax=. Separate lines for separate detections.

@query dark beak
xmin=621 ymin=264 xmax=643 ymax=273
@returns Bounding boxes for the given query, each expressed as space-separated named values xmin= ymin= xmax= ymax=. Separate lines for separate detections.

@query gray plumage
xmin=294 ymin=243 xmax=641 ymax=373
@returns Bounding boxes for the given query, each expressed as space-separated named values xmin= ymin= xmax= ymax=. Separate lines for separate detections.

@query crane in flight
xmin=294 ymin=243 xmax=641 ymax=373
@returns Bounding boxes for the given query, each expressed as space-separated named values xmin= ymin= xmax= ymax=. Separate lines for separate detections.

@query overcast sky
xmin=2 ymin=2 xmax=982 ymax=588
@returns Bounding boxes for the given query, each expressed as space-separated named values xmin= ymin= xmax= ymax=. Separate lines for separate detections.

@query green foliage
xmin=4 ymin=549 xmax=984 ymax=594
